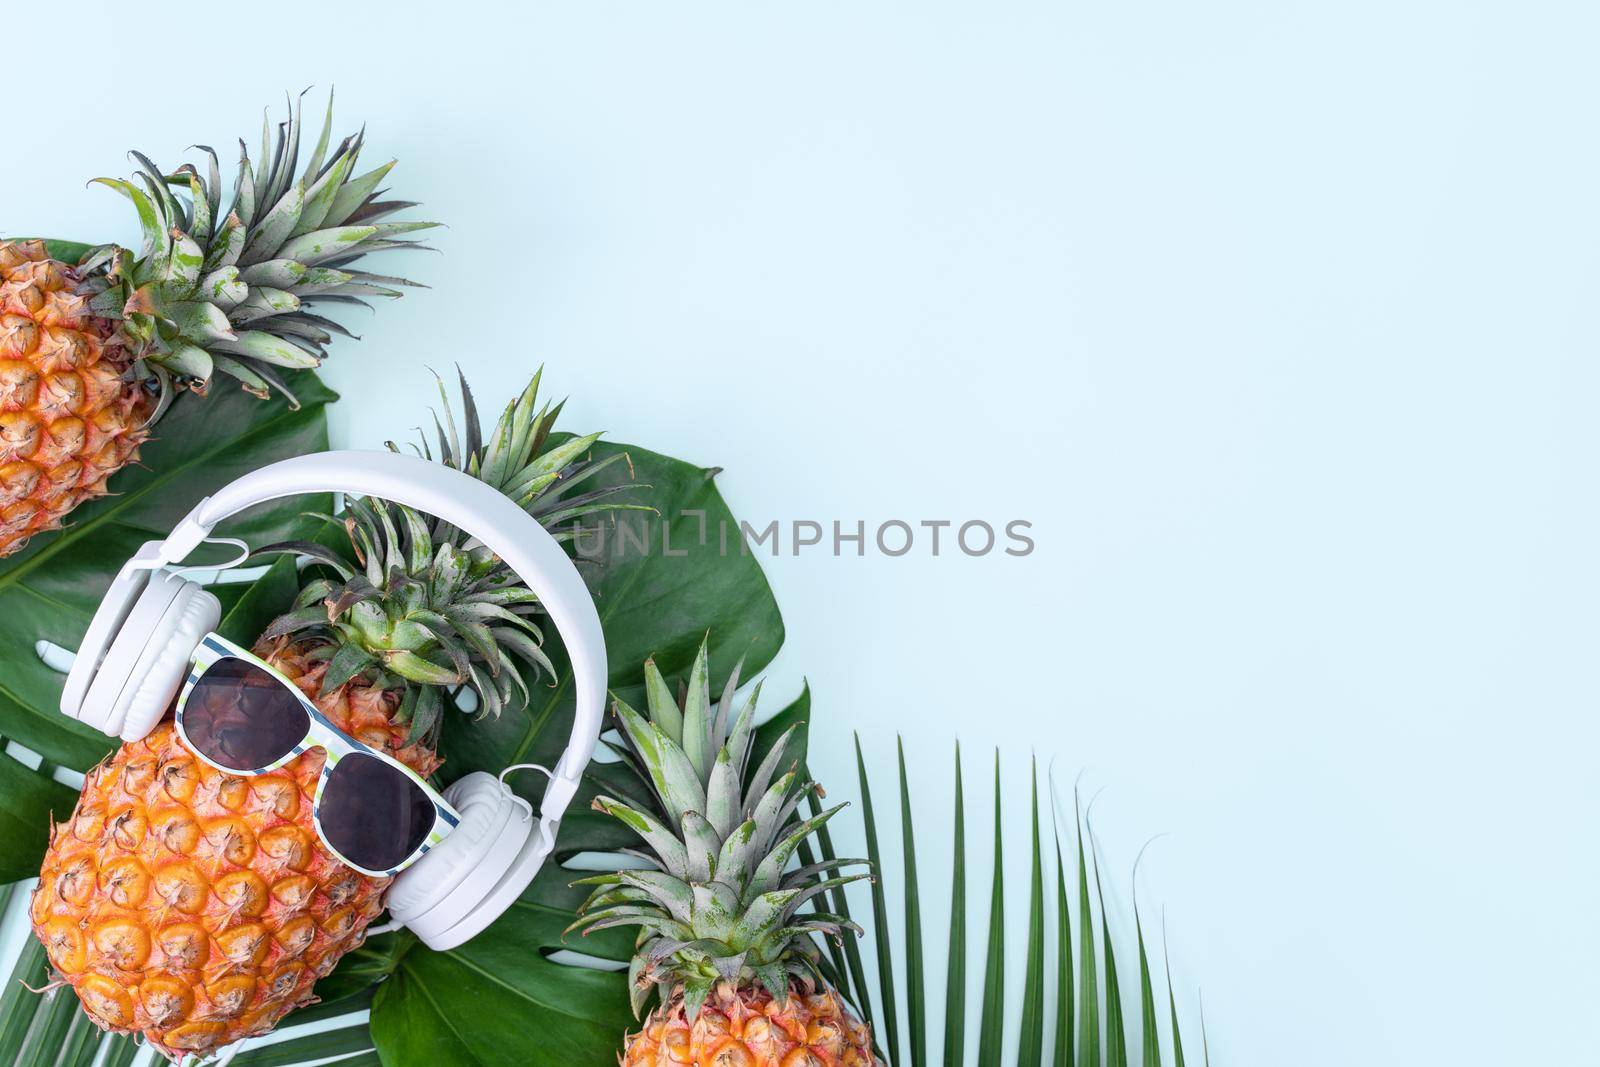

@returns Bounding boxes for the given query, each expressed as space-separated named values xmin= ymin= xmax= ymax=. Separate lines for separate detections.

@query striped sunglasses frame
xmin=175 ymin=632 xmax=460 ymax=878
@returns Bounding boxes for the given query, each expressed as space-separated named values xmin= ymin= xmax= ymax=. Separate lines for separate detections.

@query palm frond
xmin=839 ymin=744 xmax=1206 ymax=1065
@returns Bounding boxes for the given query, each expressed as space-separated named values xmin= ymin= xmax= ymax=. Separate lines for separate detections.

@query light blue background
xmin=7 ymin=2 xmax=1596 ymax=1062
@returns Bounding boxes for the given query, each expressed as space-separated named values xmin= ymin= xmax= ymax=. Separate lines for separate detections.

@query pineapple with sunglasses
xmin=30 ymin=373 xmax=639 ymax=1058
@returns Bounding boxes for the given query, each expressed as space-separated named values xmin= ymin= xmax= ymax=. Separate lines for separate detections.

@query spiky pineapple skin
xmin=623 ymin=983 xmax=877 ymax=1067
xmin=0 ymin=240 xmax=150 ymax=556
xmin=30 ymin=643 xmax=440 ymax=1060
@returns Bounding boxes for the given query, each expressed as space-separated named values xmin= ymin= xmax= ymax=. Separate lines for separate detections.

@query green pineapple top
xmin=571 ymin=639 xmax=869 ymax=1020
xmin=79 ymin=91 xmax=434 ymax=407
xmin=257 ymin=370 xmax=646 ymax=742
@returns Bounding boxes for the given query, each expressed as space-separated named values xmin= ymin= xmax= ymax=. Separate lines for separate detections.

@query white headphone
xmin=60 ymin=450 xmax=608 ymax=953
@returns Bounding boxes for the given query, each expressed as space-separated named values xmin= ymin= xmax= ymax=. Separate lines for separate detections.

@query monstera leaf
xmin=0 ymin=753 xmax=76 ymax=884
xmin=209 ymin=438 xmax=789 ymax=1065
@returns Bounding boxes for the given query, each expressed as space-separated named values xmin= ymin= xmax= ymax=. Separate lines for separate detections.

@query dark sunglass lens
xmin=183 ymin=658 xmax=309 ymax=772
xmin=319 ymin=752 xmax=435 ymax=872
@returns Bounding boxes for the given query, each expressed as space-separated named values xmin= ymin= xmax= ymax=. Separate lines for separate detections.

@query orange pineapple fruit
xmin=572 ymin=641 xmax=880 ymax=1067
xmin=624 ymin=984 xmax=875 ymax=1067
xmin=0 ymin=241 xmax=152 ymax=549
xmin=31 ymin=373 xmax=635 ymax=1058
xmin=31 ymin=650 xmax=434 ymax=1056
xmin=0 ymin=92 xmax=436 ymax=556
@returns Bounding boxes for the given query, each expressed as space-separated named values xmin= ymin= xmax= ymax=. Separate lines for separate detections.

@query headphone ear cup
xmin=75 ymin=570 xmax=187 ymax=737
xmin=114 ymin=583 xmax=220 ymax=742
xmin=387 ymin=772 xmax=535 ymax=948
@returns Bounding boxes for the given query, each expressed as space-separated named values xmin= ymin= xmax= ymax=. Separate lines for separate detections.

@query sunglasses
xmin=175 ymin=633 xmax=460 ymax=877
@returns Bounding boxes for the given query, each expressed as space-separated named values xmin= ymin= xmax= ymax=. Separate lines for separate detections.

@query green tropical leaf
xmin=312 ymin=931 xmax=411 ymax=1011
xmin=0 ymin=751 xmax=75 ymax=884
xmin=1018 ymin=761 xmax=1046 ymax=1066
xmin=898 ymin=738 xmax=927 ymax=1067
xmin=228 ymin=1005 xmax=377 ymax=1066
xmin=1165 ymin=927 xmax=1188 ymax=1067
xmin=370 ymin=933 xmax=632 ymax=1065
xmin=1077 ymin=791 xmax=1100 ymax=1067
xmin=856 ymin=734 xmax=900 ymax=1063
xmin=845 ymin=749 xmax=1205 ymax=1067
xmin=1052 ymin=821 xmax=1073 ymax=1067
xmin=943 ymin=746 xmax=967 ymax=1067
xmin=1093 ymin=831 xmax=1128 ymax=1067
xmin=217 ymin=552 xmax=323 ymax=647
xmin=812 ymin=793 xmax=878 ymax=1047
xmin=1137 ymin=907 xmax=1161 ymax=1067
xmin=0 ymin=929 xmax=49 ymax=1057
xmin=975 ymin=754 xmax=1005 ymax=1066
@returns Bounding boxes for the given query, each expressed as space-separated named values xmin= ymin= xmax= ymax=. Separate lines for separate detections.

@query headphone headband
xmin=164 ymin=451 xmax=606 ymax=813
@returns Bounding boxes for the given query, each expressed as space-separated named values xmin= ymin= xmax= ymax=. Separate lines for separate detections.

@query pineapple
xmin=0 ymin=93 xmax=436 ymax=556
xmin=572 ymin=642 xmax=881 ymax=1066
xmin=30 ymin=372 xmax=639 ymax=1059
xmin=31 ymin=666 xmax=432 ymax=1057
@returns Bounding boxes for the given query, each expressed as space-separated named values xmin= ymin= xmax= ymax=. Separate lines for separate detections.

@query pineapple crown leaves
xmin=393 ymin=366 xmax=654 ymax=548
xmin=256 ymin=498 xmax=548 ymax=741
xmin=569 ymin=637 xmax=870 ymax=1018
xmin=253 ymin=370 xmax=641 ymax=744
xmin=80 ymin=89 xmax=437 ymax=407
